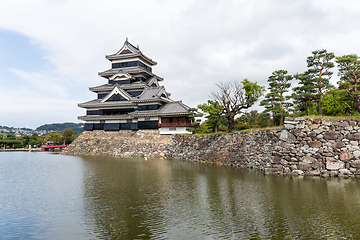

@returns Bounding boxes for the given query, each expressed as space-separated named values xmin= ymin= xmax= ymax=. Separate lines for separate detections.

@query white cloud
xmin=0 ymin=0 xmax=360 ymax=127
xmin=8 ymin=68 xmax=70 ymax=97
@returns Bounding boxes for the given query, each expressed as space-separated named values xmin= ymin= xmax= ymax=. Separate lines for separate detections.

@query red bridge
xmin=41 ymin=145 xmax=69 ymax=151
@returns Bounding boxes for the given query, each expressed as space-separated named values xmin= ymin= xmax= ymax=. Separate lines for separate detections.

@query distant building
xmin=78 ymin=39 xmax=193 ymax=134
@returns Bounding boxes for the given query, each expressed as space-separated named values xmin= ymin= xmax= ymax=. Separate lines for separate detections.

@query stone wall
xmin=277 ymin=117 xmax=360 ymax=177
xmin=62 ymin=117 xmax=360 ymax=177
xmin=62 ymin=130 xmax=172 ymax=159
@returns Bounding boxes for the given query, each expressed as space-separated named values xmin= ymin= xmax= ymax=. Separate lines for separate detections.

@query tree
xmin=211 ymin=79 xmax=265 ymax=132
xmin=45 ymin=131 xmax=61 ymax=145
xmin=335 ymin=54 xmax=360 ymax=113
xmin=21 ymin=135 xmax=31 ymax=146
xmin=321 ymin=94 xmax=346 ymax=116
xmin=306 ymin=49 xmax=335 ymax=115
xmin=186 ymin=108 xmax=203 ymax=134
xmin=62 ymin=128 xmax=75 ymax=144
xmin=292 ymin=72 xmax=317 ymax=116
xmin=197 ymin=100 xmax=227 ymax=133
xmin=237 ymin=110 xmax=271 ymax=128
xmin=28 ymin=139 xmax=37 ymax=147
xmin=260 ymin=70 xmax=293 ymax=126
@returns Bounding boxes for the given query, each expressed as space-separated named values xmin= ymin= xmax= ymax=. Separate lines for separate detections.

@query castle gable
xmin=101 ymin=86 xmax=132 ymax=103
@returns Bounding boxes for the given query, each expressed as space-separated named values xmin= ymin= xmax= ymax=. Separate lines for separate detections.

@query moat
xmin=1 ymin=151 xmax=360 ymax=239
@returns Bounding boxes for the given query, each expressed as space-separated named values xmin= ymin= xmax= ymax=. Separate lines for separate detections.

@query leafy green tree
xmin=237 ymin=110 xmax=272 ymax=128
xmin=28 ymin=139 xmax=37 ymax=147
xmin=198 ymin=100 xmax=227 ymax=132
xmin=62 ymin=128 xmax=75 ymax=144
xmin=31 ymin=132 xmax=39 ymax=139
xmin=45 ymin=131 xmax=61 ymax=145
xmin=335 ymin=54 xmax=360 ymax=113
xmin=321 ymin=94 xmax=345 ymax=116
xmin=37 ymin=136 xmax=46 ymax=147
xmin=211 ymin=79 xmax=265 ymax=132
xmin=260 ymin=70 xmax=293 ymax=126
xmin=306 ymin=49 xmax=335 ymax=115
xmin=21 ymin=135 xmax=31 ymax=147
xmin=6 ymin=134 xmax=16 ymax=140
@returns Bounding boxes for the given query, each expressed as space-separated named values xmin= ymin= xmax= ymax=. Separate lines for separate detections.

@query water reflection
xmin=79 ymin=156 xmax=360 ymax=239
xmin=2 ymin=152 xmax=360 ymax=239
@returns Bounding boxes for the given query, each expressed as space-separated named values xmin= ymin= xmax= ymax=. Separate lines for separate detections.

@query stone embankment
xmin=62 ymin=130 xmax=172 ymax=159
xmin=63 ymin=117 xmax=360 ymax=177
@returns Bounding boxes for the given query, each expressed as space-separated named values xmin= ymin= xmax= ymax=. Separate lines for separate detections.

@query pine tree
xmin=306 ymin=49 xmax=335 ymax=115
xmin=335 ymin=54 xmax=360 ymax=113
xmin=292 ymin=72 xmax=317 ymax=116
xmin=260 ymin=70 xmax=293 ymax=126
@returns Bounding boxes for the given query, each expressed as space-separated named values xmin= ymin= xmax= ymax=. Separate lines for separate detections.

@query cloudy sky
xmin=1 ymin=0 xmax=360 ymax=129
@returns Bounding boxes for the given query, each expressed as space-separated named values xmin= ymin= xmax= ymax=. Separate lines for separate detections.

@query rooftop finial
xmin=137 ymin=44 xmax=139 ymax=49
xmin=125 ymin=37 xmax=128 ymax=43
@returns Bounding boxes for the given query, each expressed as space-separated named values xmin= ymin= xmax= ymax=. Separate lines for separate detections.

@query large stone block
xmin=309 ymin=141 xmax=322 ymax=148
xmin=348 ymin=133 xmax=360 ymax=140
xmin=322 ymin=152 xmax=334 ymax=157
xmin=341 ymin=121 xmax=350 ymax=127
xmin=272 ymin=156 xmax=282 ymax=164
xmin=311 ymin=162 xmax=323 ymax=170
xmin=326 ymin=161 xmax=344 ymax=170
xmin=324 ymin=131 xmax=340 ymax=140
xmin=284 ymin=124 xmax=295 ymax=130
xmin=351 ymin=160 xmax=360 ymax=169
xmin=353 ymin=151 xmax=360 ymax=158
xmin=333 ymin=142 xmax=345 ymax=149
xmin=340 ymin=151 xmax=354 ymax=162
xmin=339 ymin=169 xmax=351 ymax=175
xmin=301 ymin=155 xmax=317 ymax=164
xmin=308 ymin=132 xmax=317 ymax=137
xmin=279 ymin=130 xmax=296 ymax=143
xmin=309 ymin=124 xmax=320 ymax=130
xmin=272 ymin=151 xmax=283 ymax=158
xmin=295 ymin=117 xmax=306 ymax=121
xmin=322 ymin=120 xmax=332 ymax=126
xmin=278 ymin=141 xmax=290 ymax=149
xmin=299 ymin=162 xmax=312 ymax=171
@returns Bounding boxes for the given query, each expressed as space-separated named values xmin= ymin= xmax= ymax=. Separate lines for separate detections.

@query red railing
xmin=41 ymin=145 xmax=69 ymax=151
xmin=159 ymin=122 xmax=192 ymax=127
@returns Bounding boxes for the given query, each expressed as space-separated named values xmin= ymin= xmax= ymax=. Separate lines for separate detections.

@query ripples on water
xmin=1 ymin=152 xmax=360 ymax=239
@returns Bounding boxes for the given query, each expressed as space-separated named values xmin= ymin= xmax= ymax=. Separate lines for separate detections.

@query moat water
xmin=1 ymin=152 xmax=360 ymax=239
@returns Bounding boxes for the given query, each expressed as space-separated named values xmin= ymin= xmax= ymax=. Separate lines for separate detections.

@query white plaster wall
xmin=159 ymin=127 xmax=192 ymax=135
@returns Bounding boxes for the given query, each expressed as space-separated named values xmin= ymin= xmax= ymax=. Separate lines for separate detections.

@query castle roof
xmin=98 ymin=66 xmax=158 ymax=79
xmin=89 ymin=76 xmax=162 ymax=92
xmin=78 ymin=86 xmax=171 ymax=108
xmin=105 ymin=39 xmax=157 ymax=66
xmin=78 ymin=101 xmax=189 ymax=121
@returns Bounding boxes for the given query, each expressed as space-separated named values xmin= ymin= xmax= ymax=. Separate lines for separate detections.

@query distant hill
xmin=36 ymin=122 xmax=84 ymax=134
xmin=0 ymin=125 xmax=32 ymax=131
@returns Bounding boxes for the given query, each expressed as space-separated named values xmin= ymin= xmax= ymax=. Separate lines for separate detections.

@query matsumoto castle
xmin=78 ymin=39 xmax=192 ymax=134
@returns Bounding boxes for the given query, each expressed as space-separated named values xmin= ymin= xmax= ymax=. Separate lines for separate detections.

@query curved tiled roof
xmin=105 ymin=39 xmax=157 ymax=66
xmin=98 ymin=66 xmax=155 ymax=78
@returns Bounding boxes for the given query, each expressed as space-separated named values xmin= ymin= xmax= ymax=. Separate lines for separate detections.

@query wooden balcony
xmin=159 ymin=122 xmax=192 ymax=127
